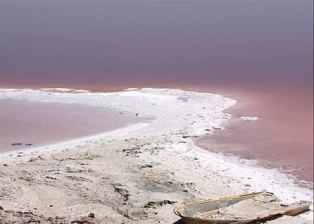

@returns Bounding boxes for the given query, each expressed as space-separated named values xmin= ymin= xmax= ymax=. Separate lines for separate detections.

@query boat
xmin=173 ymin=192 xmax=311 ymax=224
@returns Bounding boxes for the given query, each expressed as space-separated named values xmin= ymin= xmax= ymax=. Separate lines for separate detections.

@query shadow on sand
xmin=173 ymin=219 xmax=184 ymax=224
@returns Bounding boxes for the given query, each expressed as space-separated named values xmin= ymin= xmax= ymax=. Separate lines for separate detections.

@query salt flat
xmin=0 ymin=88 xmax=312 ymax=223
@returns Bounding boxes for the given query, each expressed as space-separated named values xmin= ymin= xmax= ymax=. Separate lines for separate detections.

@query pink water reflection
xmin=196 ymin=86 xmax=313 ymax=184
xmin=0 ymin=99 xmax=141 ymax=153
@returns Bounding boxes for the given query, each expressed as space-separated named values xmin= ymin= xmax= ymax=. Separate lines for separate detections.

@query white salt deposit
xmin=240 ymin=116 xmax=259 ymax=121
xmin=0 ymin=87 xmax=312 ymax=220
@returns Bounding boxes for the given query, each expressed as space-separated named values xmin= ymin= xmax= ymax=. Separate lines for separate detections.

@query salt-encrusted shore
xmin=0 ymin=88 xmax=312 ymax=223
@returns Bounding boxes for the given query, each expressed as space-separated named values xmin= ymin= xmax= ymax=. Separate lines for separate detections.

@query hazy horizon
xmin=0 ymin=1 xmax=312 ymax=89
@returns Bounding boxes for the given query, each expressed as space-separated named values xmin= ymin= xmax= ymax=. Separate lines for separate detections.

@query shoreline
xmin=0 ymin=122 xmax=150 ymax=159
xmin=194 ymin=87 xmax=313 ymax=185
xmin=195 ymin=117 xmax=313 ymax=190
xmin=0 ymin=87 xmax=312 ymax=223
xmin=0 ymin=98 xmax=144 ymax=154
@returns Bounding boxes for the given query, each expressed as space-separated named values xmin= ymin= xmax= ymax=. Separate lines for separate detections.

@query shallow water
xmin=195 ymin=86 xmax=313 ymax=185
xmin=0 ymin=99 xmax=141 ymax=153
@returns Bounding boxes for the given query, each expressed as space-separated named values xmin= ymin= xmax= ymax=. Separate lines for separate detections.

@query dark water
xmin=0 ymin=2 xmax=312 ymax=184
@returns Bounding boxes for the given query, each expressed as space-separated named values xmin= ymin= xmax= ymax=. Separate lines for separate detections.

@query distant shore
xmin=0 ymin=87 xmax=312 ymax=223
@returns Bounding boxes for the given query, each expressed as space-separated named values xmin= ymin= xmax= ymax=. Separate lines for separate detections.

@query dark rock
xmin=28 ymin=156 xmax=44 ymax=162
xmin=88 ymin=213 xmax=95 ymax=218
xmin=140 ymin=164 xmax=153 ymax=169
xmin=144 ymin=200 xmax=176 ymax=209
xmin=112 ymin=184 xmax=130 ymax=202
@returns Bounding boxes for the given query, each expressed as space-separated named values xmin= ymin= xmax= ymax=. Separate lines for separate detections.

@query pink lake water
xmin=191 ymin=85 xmax=313 ymax=185
xmin=0 ymin=99 xmax=141 ymax=153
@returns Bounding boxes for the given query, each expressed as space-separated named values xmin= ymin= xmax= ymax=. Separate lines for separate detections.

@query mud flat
xmin=0 ymin=88 xmax=312 ymax=223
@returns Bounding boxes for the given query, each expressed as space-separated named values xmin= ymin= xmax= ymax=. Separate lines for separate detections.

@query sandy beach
xmin=0 ymin=88 xmax=312 ymax=224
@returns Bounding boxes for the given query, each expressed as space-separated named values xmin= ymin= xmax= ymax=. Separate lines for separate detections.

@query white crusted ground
xmin=0 ymin=88 xmax=312 ymax=223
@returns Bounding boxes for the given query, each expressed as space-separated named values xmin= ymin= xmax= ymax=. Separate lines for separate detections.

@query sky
xmin=0 ymin=1 xmax=312 ymax=88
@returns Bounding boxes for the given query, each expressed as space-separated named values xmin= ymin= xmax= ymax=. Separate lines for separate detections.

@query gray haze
xmin=0 ymin=1 xmax=312 ymax=88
